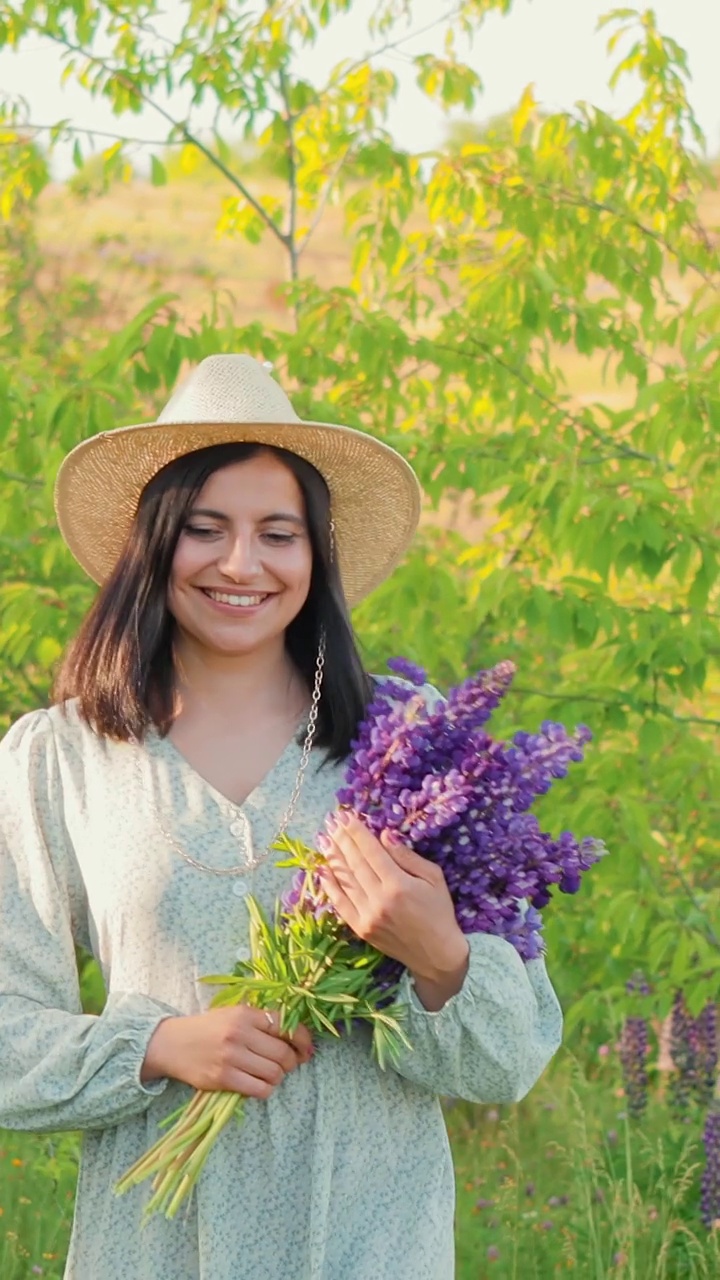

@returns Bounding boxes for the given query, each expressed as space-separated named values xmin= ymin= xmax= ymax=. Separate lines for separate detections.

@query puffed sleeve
xmin=391 ymin=933 xmax=563 ymax=1103
xmin=0 ymin=709 xmax=180 ymax=1133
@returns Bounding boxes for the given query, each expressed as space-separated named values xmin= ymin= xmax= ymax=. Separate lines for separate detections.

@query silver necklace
xmin=142 ymin=636 xmax=326 ymax=876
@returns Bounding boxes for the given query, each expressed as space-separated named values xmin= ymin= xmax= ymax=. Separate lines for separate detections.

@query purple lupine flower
xmin=669 ymin=990 xmax=697 ymax=1115
xmin=695 ymin=1002 xmax=718 ymax=1109
xmin=280 ymin=869 xmax=335 ymax=922
xmin=386 ymin=656 xmax=427 ymax=687
xmin=625 ymin=970 xmax=652 ymax=996
xmin=700 ymin=1107 xmax=720 ymax=1229
xmin=619 ymin=1017 xmax=649 ymax=1118
xmin=330 ymin=657 xmax=606 ymax=962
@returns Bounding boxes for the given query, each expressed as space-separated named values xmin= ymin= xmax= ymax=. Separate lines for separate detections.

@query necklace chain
xmin=144 ymin=635 xmax=326 ymax=876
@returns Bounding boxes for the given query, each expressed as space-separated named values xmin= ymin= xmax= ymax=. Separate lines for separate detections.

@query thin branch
xmin=535 ymin=181 xmax=718 ymax=288
xmin=278 ymin=63 xmax=299 ymax=304
xmin=297 ymin=146 xmax=353 ymax=258
xmin=0 ymin=470 xmax=44 ymax=489
xmin=41 ymin=30 xmax=290 ymax=250
xmin=436 ymin=335 xmax=673 ymax=472
xmin=6 ymin=122 xmax=179 ymax=148
xmin=511 ymin=685 xmax=720 ymax=728
xmin=317 ymin=2 xmax=463 ymax=103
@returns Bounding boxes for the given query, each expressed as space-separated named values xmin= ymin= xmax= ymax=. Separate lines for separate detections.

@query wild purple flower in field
xmin=700 ymin=1107 xmax=720 ymax=1229
xmin=619 ymin=1017 xmax=649 ymax=1118
xmin=338 ymin=657 xmax=606 ymax=961
xmin=669 ymin=990 xmax=695 ymax=1114
xmin=486 ymin=1245 xmax=500 ymax=1261
xmin=625 ymin=970 xmax=651 ymax=996
xmin=695 ymin=1002 xmax=718 ymax=1109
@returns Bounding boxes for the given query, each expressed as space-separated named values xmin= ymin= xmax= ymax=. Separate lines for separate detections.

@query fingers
xmin=380 ymin=830 xmax=440 ymax=883
xmin=247 ymin=1007 xmax=314 ymax=1067
xmin=326 ymin=811 xmax=393 ymax=889
xmin=222 ymin=1068 xmax=280 ymax=1102
xmin=287 ymin=1023 xmax=314 ymax=1060
xmin=318 ymin=861 xmax=361 ymax=931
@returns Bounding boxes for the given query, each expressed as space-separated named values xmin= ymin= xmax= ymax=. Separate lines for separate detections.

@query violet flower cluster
xmin=619 ymin=1016 xmax=649 ymax=1118
xmin=328 ymin=656 xmax=606 ymax=962
xmin=700 ymin=1106 xmax=720 ymax=1229
xmin=669 ymin=991 xmax=719 ymax=1114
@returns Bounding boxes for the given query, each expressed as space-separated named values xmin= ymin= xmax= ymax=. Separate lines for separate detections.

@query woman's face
xmin=168 ymin=452 xmax=314 ymax=659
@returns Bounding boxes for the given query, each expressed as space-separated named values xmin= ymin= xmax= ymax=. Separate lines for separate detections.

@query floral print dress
xmin=0 ymin=698 xmax=562 ymax=1279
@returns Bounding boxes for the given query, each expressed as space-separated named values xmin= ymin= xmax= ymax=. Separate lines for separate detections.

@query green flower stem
xmin=116 ymin=870 xmax=410 ymax=1222
xmin=143 ymin=1092 xmax=241 ymax=1221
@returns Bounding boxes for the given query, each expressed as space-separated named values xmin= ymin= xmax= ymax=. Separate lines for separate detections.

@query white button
xmin=232 ymin=879 xmax=250 ymax=897
xmin=230 ymin=820 xmax=246 ymax=838
xmin=235 ymin=946 xmax=251 ymax=963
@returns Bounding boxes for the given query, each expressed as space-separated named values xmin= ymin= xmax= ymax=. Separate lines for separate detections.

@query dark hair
xmin=53 ymin=442 xmax=373 ymax=762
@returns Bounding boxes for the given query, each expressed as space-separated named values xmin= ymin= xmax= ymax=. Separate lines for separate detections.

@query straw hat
xmin=54 ymin=354 xmax=422 ymax=606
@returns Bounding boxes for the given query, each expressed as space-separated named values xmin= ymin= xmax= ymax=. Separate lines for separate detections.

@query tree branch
xmin=278 ymin=63 xmax=300 ymax=311
xmin=511 ymin=685 xmax=720 ymax=728
xmin=297 ymin=146 xmax=353 ymax=258
xmin=40 ymin=30 xmax=290 ymax=250
xmin=436 ymin=335 xmax=673 ymax=472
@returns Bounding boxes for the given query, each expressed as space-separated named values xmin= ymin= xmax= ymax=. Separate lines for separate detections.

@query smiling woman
xmin=52 ymin=436 xmax=371 ymax=763
xmin=0 ymin=354 xmax=562 ymax=1280
xmin=169 ymin=453 xmax=313 ymax=655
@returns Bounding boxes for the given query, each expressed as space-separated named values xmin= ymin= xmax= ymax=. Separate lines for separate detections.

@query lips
xmin=200 ymin=588 xmax=271 ymax=607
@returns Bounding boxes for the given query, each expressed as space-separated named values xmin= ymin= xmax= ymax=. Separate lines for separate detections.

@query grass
xmin=1 ymin=1052 xmax=717 ymax=1279
xmin=0 ymin=1133 xmax=76 ymax=1280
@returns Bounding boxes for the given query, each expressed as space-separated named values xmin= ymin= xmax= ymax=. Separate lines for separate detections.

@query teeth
xmin=205 ymin=590 xmax=267 ymax=607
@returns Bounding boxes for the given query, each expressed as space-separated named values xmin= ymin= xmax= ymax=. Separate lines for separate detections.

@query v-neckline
xmin=151 ymin=724 xmax=303 ymax=813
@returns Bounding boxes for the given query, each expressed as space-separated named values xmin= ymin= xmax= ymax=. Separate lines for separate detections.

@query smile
xmin=201 ymin=589 xmax=271 ymax=607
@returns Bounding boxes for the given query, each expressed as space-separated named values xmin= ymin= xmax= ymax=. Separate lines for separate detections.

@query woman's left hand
xmin=318 ymin=811 xmax=469 ymax=997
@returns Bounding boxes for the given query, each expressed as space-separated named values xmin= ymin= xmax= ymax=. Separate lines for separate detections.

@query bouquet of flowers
xmin=115 ymin=657 xmax=606 ymax=1221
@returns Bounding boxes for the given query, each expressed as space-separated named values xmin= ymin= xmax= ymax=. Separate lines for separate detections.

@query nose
xmin=216 ymin=533 xmax=262 ymax=582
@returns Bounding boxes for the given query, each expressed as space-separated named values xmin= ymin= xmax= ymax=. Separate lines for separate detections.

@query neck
xmin=171 ymin=633 xmax=307 ymax=725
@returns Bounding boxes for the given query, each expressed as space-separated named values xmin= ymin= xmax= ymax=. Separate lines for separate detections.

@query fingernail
xmin=386 ymin=829 xmax=404 ymax=845
xmin=324 ymin=812 xmax=340 ymax=834
xmin=316 ymin=832 xmax=332 ymax=854
xmin=337 ymin=809 xmax=352 ymax=828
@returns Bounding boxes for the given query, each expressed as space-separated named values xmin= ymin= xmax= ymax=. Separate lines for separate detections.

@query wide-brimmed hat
xmin=54 ymin=354 xmax=422 ymax=606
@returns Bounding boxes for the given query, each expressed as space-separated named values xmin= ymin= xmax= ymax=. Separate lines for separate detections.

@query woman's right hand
xmin=140 ymin=1006 xmax=314 ymax=1099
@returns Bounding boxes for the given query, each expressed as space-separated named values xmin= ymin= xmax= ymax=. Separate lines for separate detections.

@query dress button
xmin=232 ymin=878 xmax=250 ymax=897
xmin=235 ymin=945 xmax=251 ymax=963
xmin=230 ymin=819 xmax=246 ymax=838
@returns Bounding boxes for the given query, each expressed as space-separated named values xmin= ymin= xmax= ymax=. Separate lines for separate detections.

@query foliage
xmin=0 ymin=0 xmax=718 ymax=1046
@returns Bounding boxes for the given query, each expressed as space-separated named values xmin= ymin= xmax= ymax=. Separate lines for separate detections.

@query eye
xmin=262 ymin=531 xmax=298 ymax=545
xmin=184 ymin=524 xmax=220 ymax=539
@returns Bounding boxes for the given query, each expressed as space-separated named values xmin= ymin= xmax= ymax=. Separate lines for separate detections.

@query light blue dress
xmin=0 ymin=696 xmax=562 ymax=1280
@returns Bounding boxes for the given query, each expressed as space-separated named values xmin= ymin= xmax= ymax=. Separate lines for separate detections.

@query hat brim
xmin=54 ymin=418 xmax=422 ymax=607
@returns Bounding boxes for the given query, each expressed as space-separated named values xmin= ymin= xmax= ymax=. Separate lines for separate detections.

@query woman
xmin=0 ymin=354 xmax=562 ymax=1280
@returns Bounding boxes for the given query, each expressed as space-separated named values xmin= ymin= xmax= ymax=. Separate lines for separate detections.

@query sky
xmin=0 ymin=0 xmax=718 ymax=179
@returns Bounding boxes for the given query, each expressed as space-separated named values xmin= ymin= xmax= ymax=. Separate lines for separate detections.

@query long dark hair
xmin=53 ymin=442 xmax=373 ymax=761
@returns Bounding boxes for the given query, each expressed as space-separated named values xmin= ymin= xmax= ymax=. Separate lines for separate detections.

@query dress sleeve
xmin=0 ymin=709 xmax=179 ymax=1134
xmin=390 ymin=932 xmax=563 ymax=1103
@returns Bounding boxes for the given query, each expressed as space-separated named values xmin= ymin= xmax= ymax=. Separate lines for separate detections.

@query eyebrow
xmin=190 ymin=507 xmax=306 ymax=528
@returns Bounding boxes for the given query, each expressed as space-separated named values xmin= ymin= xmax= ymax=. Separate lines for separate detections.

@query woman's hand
xmin=141 ymin=1005 xmax=314 ymax=1097
xmin=318 ymin=811 xmax=469 ymax=1009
